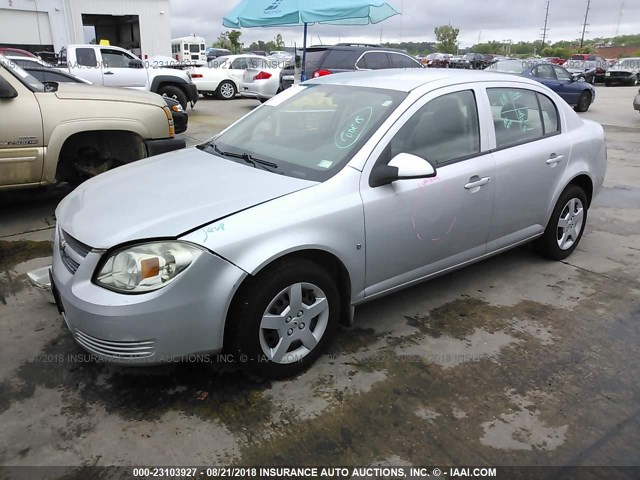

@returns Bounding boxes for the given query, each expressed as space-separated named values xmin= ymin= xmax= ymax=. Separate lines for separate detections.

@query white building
xmin=0 ymin=0 xmax=171 ymax=59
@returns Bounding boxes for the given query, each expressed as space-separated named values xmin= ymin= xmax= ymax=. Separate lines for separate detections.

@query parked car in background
xmin=5 ymin=55 xmax=54 ymax=69
xmin=542 ymin=57 xmax=566 ymax=65
xmin=250 ymin=51 xmax=268 ymax=57
xmin=569 ymin=54 xmax=608 ymax=82
xmin=563 ymin=59 xmax=597 ymax=84
xmin=304 ymin=43 xmax=422 ymax=78
xmin=605 ymin=58 xmax=640 ymax=86
xmin=461 ymin=53 xmax=484 ymax=69
xmin=0 ymin=55 xmax=184 ymax=189
xmin=47 ymin=69 xmax=606 ymax=379
xmin=487 ymin=60 xmax=595 ymax=112
xmin=423 ymin=53 xmax=450 ymax=68
xmin=57 ymin=45 xmax=199 ymax=109
xmin=634 ymin=88 xmax=640 ymax=113
xmin=190 ymin=54 xmax=269 ymax=99
xmin=448 ymin=55 xmax=463 ymax=68
xmin=206 ymin=48 xmax=232 ymax=62
xmin=0 ymin=47 xmax=36 ymax=58
xmin=240 ymin=57 xmax=294 ymax=103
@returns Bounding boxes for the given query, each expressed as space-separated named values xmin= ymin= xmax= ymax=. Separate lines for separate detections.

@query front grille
xmin=609 ymin=72 xmax=631 ymax=78
xmin=74 ymin=329 xmax=155 ymax=359
xmin=59 ymin=229 xmax=92 ymax=275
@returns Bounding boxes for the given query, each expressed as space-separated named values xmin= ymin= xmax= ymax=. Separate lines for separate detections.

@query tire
xmin=574 ymin=91 xmax=592 ymax=112
xmin=534 ymin=185 xmax=588 ymax=261
xmin=229 ymin=258 xmax=340 ymax=379
xmin=217 ymin=80 xmax=236 ymax=100
xmin=158 ymin=85 xmax=188 ymax=110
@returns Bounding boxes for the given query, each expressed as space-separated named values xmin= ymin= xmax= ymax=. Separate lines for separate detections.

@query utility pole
xmin=580 ymin=0 xmax=591 ymax=49
xmin=614 ymin=1 xmax=625 ymax=38
xmin=541 ymin=1 xmax=550 ymax=50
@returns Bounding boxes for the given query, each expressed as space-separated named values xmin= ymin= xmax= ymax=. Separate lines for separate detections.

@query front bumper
xmin=145 ymin=137 xmax=186 ymax=157
xmin=51 ymin=228 xmax=247 ymax=365
xmin=172 ymin=110 xmax=189 ymax=134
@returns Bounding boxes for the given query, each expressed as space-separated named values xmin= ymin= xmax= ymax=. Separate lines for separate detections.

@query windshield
xmin=486 ymin=60 xmax=527 ymax=73
xmin=201 ymin=84 xmax=407 ymax=182
xmin=0 ymin=55 xmax=45 ymax=92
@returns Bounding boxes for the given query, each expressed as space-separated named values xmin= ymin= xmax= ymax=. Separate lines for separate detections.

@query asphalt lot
xmin=0 ymin=85 xmax=639 ymax=474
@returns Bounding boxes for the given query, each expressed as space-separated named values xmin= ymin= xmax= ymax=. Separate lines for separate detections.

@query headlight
xmin=95 ymin=241 xmax=203 ymax=293
xmin=605 ymin=72 xmax=610 ymax=76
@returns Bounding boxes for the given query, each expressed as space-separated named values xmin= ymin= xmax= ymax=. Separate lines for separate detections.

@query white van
xmin=171 ymin=36 xmax=207 ymax=66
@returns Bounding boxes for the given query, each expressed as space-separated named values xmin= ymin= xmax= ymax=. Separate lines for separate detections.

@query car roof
xmin=305 ymin=68 xmax=549 ymax=92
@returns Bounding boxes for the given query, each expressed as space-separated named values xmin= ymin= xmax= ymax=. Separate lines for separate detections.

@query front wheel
xmin=229 ymin=258 xmax=340 ymax=379
xmin=574 ymin=91 xmax=592 ymax=112
xmin=534 ymin=185 xmax=588 ymax=261
xmin=158 ymin=85 xmax=188 ymax=110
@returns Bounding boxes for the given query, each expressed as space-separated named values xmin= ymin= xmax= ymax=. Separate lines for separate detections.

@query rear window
xmin=305 ymin=50 xmax=328 ymax=74
xmin=189 ymin=44 xmax=200 ymax=53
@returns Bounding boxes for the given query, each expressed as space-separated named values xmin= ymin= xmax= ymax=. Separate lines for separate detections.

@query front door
xmin=100 ymin=48 xmax=147 ymax=88
xmin=0 ymin=68 xmax=44 ymax=186
xmin=360 ymin=87 xmax=495 ymax=297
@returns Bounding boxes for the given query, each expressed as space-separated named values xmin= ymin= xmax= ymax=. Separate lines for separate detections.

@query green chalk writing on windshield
xmin=335 ymin=107 xmax=374 ymax=149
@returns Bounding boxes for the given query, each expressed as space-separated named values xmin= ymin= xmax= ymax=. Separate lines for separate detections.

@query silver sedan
xmin=51 ymin=69 xmax=607 ymax=379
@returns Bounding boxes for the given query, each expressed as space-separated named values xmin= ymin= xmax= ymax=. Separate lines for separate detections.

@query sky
xmin=170 ymin=0 xmax=640 ymax=49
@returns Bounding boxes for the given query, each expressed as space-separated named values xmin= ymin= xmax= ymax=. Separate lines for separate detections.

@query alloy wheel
xmin=557 ymin=198 xmax=585 ymax=250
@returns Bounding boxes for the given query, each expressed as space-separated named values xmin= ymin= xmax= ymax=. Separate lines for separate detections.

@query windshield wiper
xmin=204 ymin=143 xmax=278 ymax=170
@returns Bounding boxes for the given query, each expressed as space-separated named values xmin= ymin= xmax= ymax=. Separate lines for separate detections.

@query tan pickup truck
xmin=0 ymin=55 xmax=185 ymax=190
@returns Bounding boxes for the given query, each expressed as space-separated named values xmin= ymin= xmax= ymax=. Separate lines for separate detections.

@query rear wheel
xmin=534 ymin=185 xmax=588 ymax=261
xmin=217 ymin=80 xmax=236 ymax=100
xmin=158 ymin=85 xmax=187 ymax=110
xmin=574 ymin=91 xmax=592 ymax=112
xmin=229 ymin=258 xmax=340 ymax=379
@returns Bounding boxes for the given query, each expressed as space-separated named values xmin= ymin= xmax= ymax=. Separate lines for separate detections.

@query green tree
xmin=434 ymin=25 xmax=459 ymax=54
xmin=227 ymin=30 xmax=243 ymax=53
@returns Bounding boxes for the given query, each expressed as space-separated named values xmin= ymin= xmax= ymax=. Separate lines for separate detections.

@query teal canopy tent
xmin=222 ymin=0 xmax=400 ymax=80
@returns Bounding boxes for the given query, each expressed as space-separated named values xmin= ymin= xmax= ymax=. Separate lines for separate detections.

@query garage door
xmin=0 ymin=9 xmax=53 ymax=44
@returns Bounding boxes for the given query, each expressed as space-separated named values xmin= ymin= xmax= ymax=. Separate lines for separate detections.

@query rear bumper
xmin=145 ymin=137 xmax=186 ymax=157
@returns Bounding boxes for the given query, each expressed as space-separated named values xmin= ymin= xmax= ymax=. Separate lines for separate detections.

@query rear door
xmin=482 ymin=84 xmax=571 ymax=251
xmin=0 ymin=66 xmax=44 ymax=186
xmin=228 ymin=57 xmax=249 ymax=86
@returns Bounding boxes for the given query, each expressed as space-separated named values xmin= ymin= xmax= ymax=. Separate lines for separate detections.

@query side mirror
xmin=370 ymin=153 xmax=436 ymax=187
xmin=0 ymin=77 xmax=18 ymax=99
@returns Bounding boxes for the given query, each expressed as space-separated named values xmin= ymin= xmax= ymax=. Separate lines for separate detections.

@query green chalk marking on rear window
xmin=335 ymin=107 xmax=374 ymax=149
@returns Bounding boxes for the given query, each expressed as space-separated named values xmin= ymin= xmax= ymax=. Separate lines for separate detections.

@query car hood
xmin=56 ymin=147 xmax=316 ymax=249
xmin=609 ymin=66 xmax=640 ymax=74
xmin=53 ymin=83 xmax=165 ymax=106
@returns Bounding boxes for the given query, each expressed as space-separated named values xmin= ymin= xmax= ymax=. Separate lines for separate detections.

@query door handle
xmin=546 ymin=153 xmax=564 ymax=165
xmin=464 ymin=177 xmax=491 ymax=190
xmin=104 ymin=71 xmax=115 ymax=75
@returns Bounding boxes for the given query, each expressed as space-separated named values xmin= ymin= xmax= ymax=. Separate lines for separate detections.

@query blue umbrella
xmin=222 ymin=0 xmax=400 ymax=80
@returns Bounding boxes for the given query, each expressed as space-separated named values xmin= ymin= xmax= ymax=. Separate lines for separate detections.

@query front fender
xmin=180 ymin=168 xmax=367 ymax=303
xmin=44 ymin=119 xmax=151 ymax=183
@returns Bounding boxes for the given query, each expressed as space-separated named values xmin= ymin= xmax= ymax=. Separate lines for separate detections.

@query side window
xmin=358 ymin=52 xmax=389 ymax=70
xmin=389 ymin=90 xmax=480 ymax=165
xmin=101 ymin=49 xmax=133 ymax=68
xmin=231 ymin=58 xmax=248 ymax=70
xmin=537 ymin=93 xmax=560 ymax=135
xmin=534 ymin=64 xmax=556 ymax=79
xmin=487 ymin=88 xmax=544 ymax=149
xmin=389 ymin=53 xmax=421 ymax=68
xmin=76 ymin=48 xmax=97 ymax=67
xmin=554 ymin=66 xmax=572 ymax=81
